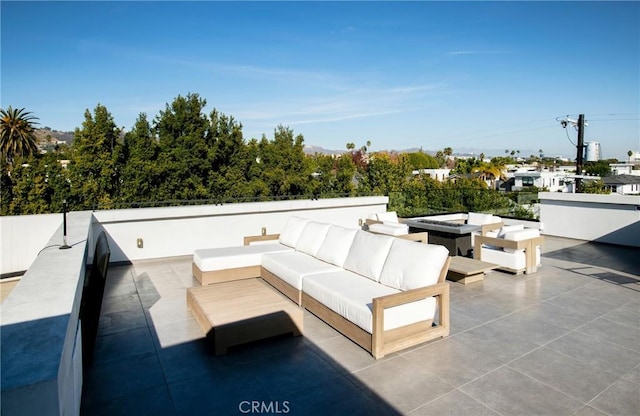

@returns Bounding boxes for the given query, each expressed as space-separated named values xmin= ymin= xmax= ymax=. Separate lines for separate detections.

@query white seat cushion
xmin=343 ymin=231 xmax=394 ymax=282
xmin=368 ymin=223 xmax=408 ymax=236
xmin=502 ymin=228 xmax=540 ymax=253
xmin=379 ymin=239 xmax=449 ymax=291
xmin=480 ymin=246 xmax=541 ymax=271
xmin=315 ymin=225 xmax=358 ymax=268
xmin=261 ymin=251 xmax=340 ymax=290
xmin=295 ymin=221 xmax=331 ymax=256
xmin=279 ymin=216 xmax=309 ymax=247
xmin=193 ymin=243 xmax=292 ymax=271
xmin=303 ymin=271 xmax=436 ymax=333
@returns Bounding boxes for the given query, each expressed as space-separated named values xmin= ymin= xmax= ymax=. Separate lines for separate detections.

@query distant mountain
xmin=303 ymin=145 xmax=345 ymax=155
xmin=34 ymin=127 xmax=74 ymax=145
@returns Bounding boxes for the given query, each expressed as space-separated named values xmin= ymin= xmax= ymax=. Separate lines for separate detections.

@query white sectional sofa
xmin=193 ymin=215 xmax=452 ymax=359
xmin=474 ymin=225 xmax=544 ymax=274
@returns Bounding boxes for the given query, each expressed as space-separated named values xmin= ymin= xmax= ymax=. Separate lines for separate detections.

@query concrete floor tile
xmin=290 ymin=375 xmax=399 ymax=415
xmin=576 ymin=317 xmax=640 ymax=352
xmin=93 ymin=327 xmax=156 ymax=365
xmin=250 ymin=347 xmax=344 ymax=398
xmin=168 ymin=369 xmax=271 ymax=416
xmin=83 ymin=352 xmax=166 ymax=405
xmin=81 ymin=384 xmax=175 ymax=416
xmin=590 ymin=379 xmax=640 ymax=416
xmin=460 ymin=366 xmax=583 ymax=416
xmin=544 ymin=290 xmax=613 ymax=322
xmin=490 ymin=307 xmax=569 ymax=345
xmin=309 ymin=332 xmax=381 ymax=374
xmin=448 ymin=323 xmax=539 ymax=367
xmin=97 ymin=306 xmax=148 ymax=336
xmin=100 ymin=292 xmax=143 ymax=315
xmin=408 ymin=389 xmax=500 ymax=416
xmin=403 ymin=338 xmax=501 ymax=387
xmin=534 ymin=300 xmax=604 ymax=330
xmin=573 ymin=406 xmax=610 ymax=416
xmin=353 ymin=356 xmax=455 ymax=413
xmin=545 ymin=331 xmax=640 ymax=377
xmin=509 ymin=347 xmax=619 ymax=403
xmin=603 ymin=300 xmax=640 ymax=328
xmin=622 ymin=364 xmax=640 ymax=385
xmin=151 ymin=317 xmax=205 ymax=349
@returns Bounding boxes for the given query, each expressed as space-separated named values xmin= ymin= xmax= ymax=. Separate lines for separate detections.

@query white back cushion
xmin=467 ymin=212 xmax=498 ymax=225
xmin=315 ymin=225 xmax=358 ymax=267
xmin=295 ymin=221 xmax=331 ymax=256
xmin=376 ymin=211 xmax=400 ymax=223
xmin=343 ymin=231 xmax=394 ymax=281
xmin=497 ymin=224 xmax=525 ymax=238
xmin=279 ymin=216 xmax=309 ymax=247
xmin=503 ymin=228 xmax=540 ymax=253
xmin=379 ymin=239 xmax=449 ymax=291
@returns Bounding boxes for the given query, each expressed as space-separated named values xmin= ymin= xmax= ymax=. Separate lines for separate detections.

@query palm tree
xmin=1 ymin=106 xmax=39 ymax=165
xmin=473 ymin=160 xmax=506 ymax=189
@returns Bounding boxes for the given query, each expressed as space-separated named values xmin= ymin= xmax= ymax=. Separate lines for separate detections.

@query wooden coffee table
xmin=187 ymin=278 xmax=303 ymax=355
xmin=447 ymin=256 xmax=498 ymax=285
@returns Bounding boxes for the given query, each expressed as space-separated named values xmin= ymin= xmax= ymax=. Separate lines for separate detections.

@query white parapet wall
xmin=92 ymin=196 xmax=389 ymax=263
xmin=0 ymin=213 xmax=62 ymax=276
xmin=539 ymin=192 xmax=640 ymax=247
xmin=1 ymin=211 xmax=93 ymax=416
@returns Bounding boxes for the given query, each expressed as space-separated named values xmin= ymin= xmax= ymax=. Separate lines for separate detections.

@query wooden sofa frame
xmin=261 ymin=256 xmax=451 ymax=359
xmin=192 ymin=233 xmax=280 ymax=285
xmin=474 ymin=234 xmax=544 ymax=274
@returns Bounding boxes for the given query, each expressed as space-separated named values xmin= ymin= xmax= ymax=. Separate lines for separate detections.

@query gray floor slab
xmin=508 ymin=347 xmax=619 ymax=403
xmin=80 ymin=236 xmax=640 ymax=415
xmin=460 ymin=366 xmax=584 ymax=416
xmin=408 ymin=389 xmax=500 ymax=416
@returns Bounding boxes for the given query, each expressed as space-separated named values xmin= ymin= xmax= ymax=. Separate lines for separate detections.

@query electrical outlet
xmin=136 ymin=238 xmax=143 ymax=248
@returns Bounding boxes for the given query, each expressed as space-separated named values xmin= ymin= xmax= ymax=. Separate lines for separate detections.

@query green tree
xmin=257 ymin=126 xmax=311 ymax=197
xmin=4 ymin=153 xmax=70 ymax=214
xmin=405 ymin=151 xmax=439 ymax=170
xmin=583 ymin=179 xmax=610 ymax=194
xmin=68 ymin=104 xmax=123 ymax=210
xmin=120 ymin=113 xmax=160 ymax=203
xmin=154 ymin=93 xmax=210 ymax=201
xmin=583 ymin=160 xmax=611 ymax=177
xmin=0 ymin=106 xmax=39 ymax=165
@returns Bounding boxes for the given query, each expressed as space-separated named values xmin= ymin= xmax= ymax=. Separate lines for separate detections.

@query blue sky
xmin=2 ymin=1 xmax=639 ymax=159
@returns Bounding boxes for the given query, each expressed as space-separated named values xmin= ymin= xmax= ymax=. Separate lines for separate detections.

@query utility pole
xmin=575 ymin=114 xmax=585 ymax=193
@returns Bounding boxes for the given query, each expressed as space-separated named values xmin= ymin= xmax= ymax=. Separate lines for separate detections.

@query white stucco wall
xmin=539 ymin=192 xmax=640 ymax=247
xmin=0 ymin=213 xmax=62 ymax=275
xmin=92 ymin=196 xmax=389 ymax=263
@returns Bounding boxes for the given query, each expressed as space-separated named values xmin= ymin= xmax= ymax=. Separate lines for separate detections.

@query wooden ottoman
xmin=187 ymin=278 xmax=303 ymax=355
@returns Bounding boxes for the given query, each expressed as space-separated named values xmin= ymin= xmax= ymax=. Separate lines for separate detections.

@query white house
xmin=412 ymin=168 xmax=451 ymax=182
xmin=603 ymin=175 xmax=640 ymax=195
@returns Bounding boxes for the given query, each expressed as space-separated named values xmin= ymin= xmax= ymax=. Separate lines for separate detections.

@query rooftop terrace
xmin=80 ymin=236 xmax=639 ymax=416
xmin=1 ymin=194 xmax=638 ymax=415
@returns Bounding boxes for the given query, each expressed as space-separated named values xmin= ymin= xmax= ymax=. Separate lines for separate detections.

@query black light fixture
xmin=59 ymin=199 xmax=72 ymax=250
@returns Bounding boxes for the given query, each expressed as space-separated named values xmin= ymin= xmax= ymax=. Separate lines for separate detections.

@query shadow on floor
xmin=543 ymin=240 xmax=640 ymax=276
